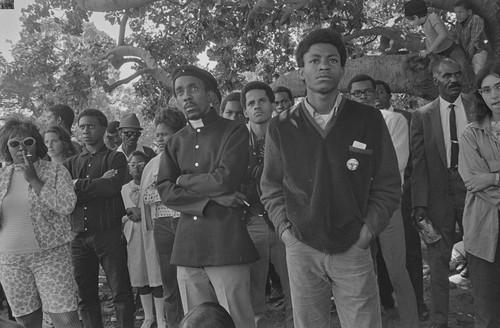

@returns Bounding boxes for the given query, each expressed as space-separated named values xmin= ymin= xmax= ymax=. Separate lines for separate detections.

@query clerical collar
xmin=189 ymin=119 xmax=204 ymax=128
xmin=187 ymin=108 xmax=218 ymax=129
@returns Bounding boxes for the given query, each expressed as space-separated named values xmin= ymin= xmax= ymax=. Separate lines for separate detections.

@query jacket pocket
xmin=346 ymin=146 xmax=374 ymax=216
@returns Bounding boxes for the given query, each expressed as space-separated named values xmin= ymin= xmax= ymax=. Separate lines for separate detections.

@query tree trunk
xmin=271 ymin=54 xmax=438 ymax=100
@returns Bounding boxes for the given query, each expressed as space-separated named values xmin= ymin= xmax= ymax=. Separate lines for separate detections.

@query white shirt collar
xmin=117 ymin=144 xmax=146 ymax=159
xmin=439 ymin=95 xmax=464 ymax=112
xmin=303 ymin=93 xmax=343 ymax=130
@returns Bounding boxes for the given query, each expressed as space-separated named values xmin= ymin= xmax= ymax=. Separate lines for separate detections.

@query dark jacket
xmin=64 ymin=144 xmax=127 ymax=233
xmin=261 ymin=98 xmax=401 ymax=254
xmin=156 ymin=109 xmax=259 ymax=267
xmin=410 ymin=94 xmax=473 ymax=226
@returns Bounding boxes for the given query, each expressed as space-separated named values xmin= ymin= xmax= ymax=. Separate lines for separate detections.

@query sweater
xmin=261 ymin=98 xmax=401 ymax=254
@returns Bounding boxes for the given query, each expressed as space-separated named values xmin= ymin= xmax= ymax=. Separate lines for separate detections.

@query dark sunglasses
xmin=122 ymin=131 xmax=141 ymax=139
xmin=8 ymin=137 xmax=36 ymax=148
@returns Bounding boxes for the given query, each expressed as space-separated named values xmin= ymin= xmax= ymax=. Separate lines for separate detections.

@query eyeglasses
xmin=78 ymin=124 xmax=97 ymax=131
xmin=128 ymin=162 xmax=145 ymax=169
xmin=351 ymin=89 xmax=375 ymax=98
xmin=8 ymin=137 xmax=36 ymax=148
xmin=478 ymin=83 xmax=500 ymax=96
xmin=122 ymin=131 xmax=141 ymax=139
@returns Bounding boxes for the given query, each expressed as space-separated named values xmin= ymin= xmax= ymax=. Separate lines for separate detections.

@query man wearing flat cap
xmin=116 ymin=113 xmax=156 ymax=183
xmin=156 ymin=65 xmax=259 ymax=328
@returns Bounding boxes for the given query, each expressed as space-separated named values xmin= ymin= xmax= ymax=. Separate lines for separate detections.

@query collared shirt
xmin=303 ymin=93 xmax=343 ymax=130
xmin=455 ymin=14 xmax=487 ymax=60
xmin=439 ymin=96 xmax=468 ymax=168
xmin=380 ymin=110 xmax=409 ymax=182
xmin=241 ymin=124 xmax=266 ymax=216
xmin=64 ymin=144 xmax=127 ymax=233
xmin=459 ymin=118 xmax=500 ymax=262
xmin=386 ymin=105 xmax=395 ymax=112
xmin=117 ymin=143 xmax=149 ymax=161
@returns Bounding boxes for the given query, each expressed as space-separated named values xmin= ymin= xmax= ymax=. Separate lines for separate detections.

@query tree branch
xmin=344 ymin=27 xmax=410 ymax=53
xmin=102 ymin=45 xmax=170 ymax=93
xmin=105 ymin=45 xmax=159 ymax=69
xmin=118 ymin=10 xmax=129 ymax=46
xmin=103 ymin=69 xmax=152 ymax=92
xmin=271 ymin=54 xmax=438 ymax=100
xmin=103 ymin=67 xmax=169 ymax=93
xmin=77 ymin=0 xmax=159 ymax=12
xmin=279 ymin=0 xmax=309 ymax=25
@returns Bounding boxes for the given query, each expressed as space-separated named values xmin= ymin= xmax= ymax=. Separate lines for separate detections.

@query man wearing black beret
xmin=156 ymin=65 xmax=259 ymax=328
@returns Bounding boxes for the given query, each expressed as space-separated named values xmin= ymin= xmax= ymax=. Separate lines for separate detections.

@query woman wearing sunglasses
xmin=459 ymin=61 xmax=500 ymax=327
xmin=0 ymin=117 xmax=81 ymax=328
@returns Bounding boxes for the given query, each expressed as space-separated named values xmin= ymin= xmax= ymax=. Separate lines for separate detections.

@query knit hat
xmin=118 ymin=113 xmax=143 ymax=130
xmin=404 ymin=0 xmax=427 ymax=17
xmin=172 ymin=65 xmax=218 ymax=93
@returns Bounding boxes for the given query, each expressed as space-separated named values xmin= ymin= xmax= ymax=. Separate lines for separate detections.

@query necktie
xmin=449 ymin=104 xmax=458 ymax=169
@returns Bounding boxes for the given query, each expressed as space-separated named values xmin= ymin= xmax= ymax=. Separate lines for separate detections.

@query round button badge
xmin=346 ymin=158 xmax=359 ymax=171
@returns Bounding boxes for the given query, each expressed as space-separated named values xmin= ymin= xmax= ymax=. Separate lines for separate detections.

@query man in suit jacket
xmin=156 ymin=65 xmax=259 ymax=328
xmin=410 ymin=57 xmax=473 ymax=328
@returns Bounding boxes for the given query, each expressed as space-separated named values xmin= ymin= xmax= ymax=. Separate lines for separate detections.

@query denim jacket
xmin=0 ymin=160 xmax=76 ymax=250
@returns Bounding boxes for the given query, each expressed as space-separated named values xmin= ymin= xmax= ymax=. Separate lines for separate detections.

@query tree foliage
xmin=0 ymin=18 xmax=116 ymax=116
xmin=2 ymin=0 xmax=499 ymax=119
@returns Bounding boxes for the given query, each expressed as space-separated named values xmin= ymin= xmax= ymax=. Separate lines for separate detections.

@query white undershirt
xmin=303 ymin=94 xmax=343 ymax=130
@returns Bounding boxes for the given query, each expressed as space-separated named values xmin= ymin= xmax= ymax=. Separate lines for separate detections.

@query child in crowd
xmin=404 ymin=0 xmax=466 ymax=62
xmin=121 ymin=151 xmax=166 ymax=328
xmin=453 ymin=0 xmax=488 ymax=74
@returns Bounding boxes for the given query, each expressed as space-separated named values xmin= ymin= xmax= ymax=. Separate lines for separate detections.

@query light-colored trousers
xmin=378 ymin=208 xmax=419 ymax=328
xmin=283 ymin=229 xmax=381 ymax=328
xmin=177 ymin=264 xmax=255 ymax=328
xmin=247 ymin=215 xmax=293 ymax=328
xmin=472 ymin=50 xmax=488 ymax=75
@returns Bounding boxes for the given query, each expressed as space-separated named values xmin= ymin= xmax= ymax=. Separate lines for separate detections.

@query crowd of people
xmin=0 ymin=0 xmax=499 ymax=328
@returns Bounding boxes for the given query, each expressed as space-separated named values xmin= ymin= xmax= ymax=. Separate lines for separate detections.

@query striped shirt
xmin=64 ymin=144 xmax=127 ymax=233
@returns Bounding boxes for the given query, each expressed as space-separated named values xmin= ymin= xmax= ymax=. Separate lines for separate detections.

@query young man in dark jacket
xmin=260 ymin=28 xmax=401 ymax=328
